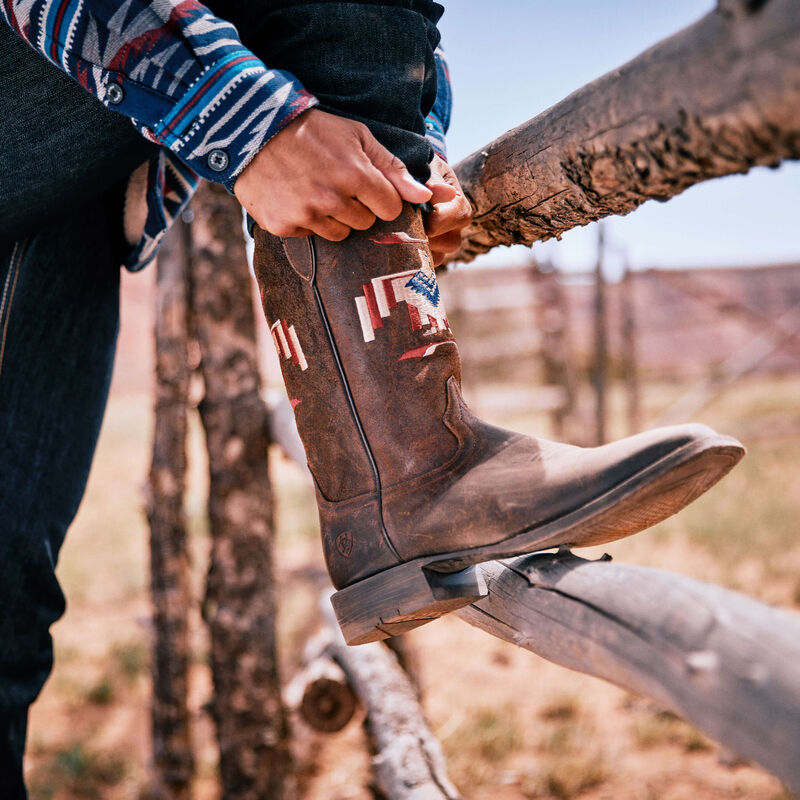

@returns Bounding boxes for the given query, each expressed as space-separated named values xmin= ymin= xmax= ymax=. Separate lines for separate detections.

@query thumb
xmin=427 ymin=171 xmax=458 ymax=204
xmin=362 ymin=134 xmax=432 ymax=204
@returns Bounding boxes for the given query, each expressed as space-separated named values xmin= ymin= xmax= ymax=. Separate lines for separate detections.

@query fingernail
xmin=403 ymin=173 xmax=431 ymax=191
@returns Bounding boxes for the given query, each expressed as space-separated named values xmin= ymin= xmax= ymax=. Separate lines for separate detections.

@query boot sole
xmin=332 ymin=434 xmax=743 ymax=645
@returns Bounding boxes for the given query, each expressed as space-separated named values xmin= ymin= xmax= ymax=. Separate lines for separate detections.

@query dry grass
xmin=524 ymin=755 xmax=608 ymax=800
xmin=631 ymin=710 xmax=712 ymax=753
xmin=538 ymin=696 xmax=580 ymax=723
xmin=444 ymin=703 xmax=524 ymax=786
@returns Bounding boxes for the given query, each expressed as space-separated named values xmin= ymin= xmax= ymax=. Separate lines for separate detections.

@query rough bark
xmin=187 ymin=183 xmax=292 ymax=799
xmin=146 ymin=222 xmax=194 ymax=799
xmin=457 ymin=552 xmax=800 ymax=792
xmin=321 ymin=601 xmax=461 ymax=800
xmin=451 ymin=0 xmax=800 ymax=261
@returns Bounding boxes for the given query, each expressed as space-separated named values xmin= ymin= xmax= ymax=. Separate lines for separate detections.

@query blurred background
xmin=25 ymin=2 xmax=798 ymax=799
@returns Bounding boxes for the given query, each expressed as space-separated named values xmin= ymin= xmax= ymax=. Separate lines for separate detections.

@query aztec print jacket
xmin=0 ymin=0 xmax=452 ymax=270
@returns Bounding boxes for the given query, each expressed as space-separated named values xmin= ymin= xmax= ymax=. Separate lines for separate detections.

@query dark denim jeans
xmin=0 ymin=201 xmax=122 ymax=799
xmin=0 ymin=2 xmax=442 ymax=796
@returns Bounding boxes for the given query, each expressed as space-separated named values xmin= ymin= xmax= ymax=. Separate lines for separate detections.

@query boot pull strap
xmin=281 ymin=236 xmax=315 ymax=283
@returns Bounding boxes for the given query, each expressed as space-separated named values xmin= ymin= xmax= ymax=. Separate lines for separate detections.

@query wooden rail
xmin=457 ymin=551 xmax=800 ymax=791
xmin=451 ymin=0 xmax=800 ymax=262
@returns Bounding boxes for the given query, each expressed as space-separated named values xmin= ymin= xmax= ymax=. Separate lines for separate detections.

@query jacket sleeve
xmin=424 ymin=45 xmax=452 ymax=161
xmin=0 ymin=0 xmax=318 ymax=190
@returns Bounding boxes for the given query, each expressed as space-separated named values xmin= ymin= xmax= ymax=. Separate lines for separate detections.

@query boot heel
xmin=331 ymin=561 xmax=488 ymax=646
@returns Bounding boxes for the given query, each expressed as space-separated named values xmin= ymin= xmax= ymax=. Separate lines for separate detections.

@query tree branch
xmin=451 ymin=0 xmax=800 ymax=261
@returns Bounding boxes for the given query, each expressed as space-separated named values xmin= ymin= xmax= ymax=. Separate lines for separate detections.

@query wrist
xmin=138 ymin=56 xmax=318 ymax=192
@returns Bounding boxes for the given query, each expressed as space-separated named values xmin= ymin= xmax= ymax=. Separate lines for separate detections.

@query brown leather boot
xmin=253 ymin=206 xmax=744 ymax=645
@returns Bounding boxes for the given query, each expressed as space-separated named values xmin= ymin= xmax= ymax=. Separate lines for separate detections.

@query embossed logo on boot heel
xmin=335 ymin=531 xmax=354 ymax=558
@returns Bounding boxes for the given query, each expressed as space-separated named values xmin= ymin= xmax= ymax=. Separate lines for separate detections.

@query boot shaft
xmin=253 ymin=206 xmax=461 ymax=503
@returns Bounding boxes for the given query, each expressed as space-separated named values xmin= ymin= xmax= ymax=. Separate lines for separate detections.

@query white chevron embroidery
xmin=166 ymin=58 xmax=194 ymax=95
xmin=130 ymin=40 xmax=180 ymax=81
xmin=183 ymin=15 xmax=237 ymax=40
xmin=149 ymin=0 xmax=174 ymax=24
xmin=193 ymin=37 xmax=243 ymax=57
xmin=189 ymin=75 xmax=290 ymax=159
xmin=62 ymin=0 xmax=84 ymax=71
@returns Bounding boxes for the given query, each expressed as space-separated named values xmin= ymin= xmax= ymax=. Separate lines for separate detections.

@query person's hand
xmin=234 ymin=108 xmax=432 ymax=241
xmin=424 ymin=154 xmax=473 ymax=266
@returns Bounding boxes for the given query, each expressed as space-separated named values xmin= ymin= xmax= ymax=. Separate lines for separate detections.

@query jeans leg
xmin=0 ymin=195 xmax=121 ymax=799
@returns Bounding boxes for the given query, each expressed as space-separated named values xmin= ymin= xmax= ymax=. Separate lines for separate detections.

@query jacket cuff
xmin=424 ymin=110 xmax=447 ymax=161
xmin=133 ymin=53 xmax=318 ymax=191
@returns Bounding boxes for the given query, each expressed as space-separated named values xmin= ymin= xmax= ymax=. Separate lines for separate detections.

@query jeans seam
xmin=0 ymin=238 xmax=28 ymax=378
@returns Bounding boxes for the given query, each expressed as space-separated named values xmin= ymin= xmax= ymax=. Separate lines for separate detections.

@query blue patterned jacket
xmin=0 ymin=1 xmax=452 ymax=269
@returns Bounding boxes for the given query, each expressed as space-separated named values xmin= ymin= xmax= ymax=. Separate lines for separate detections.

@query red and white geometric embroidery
xmin=369 ymin=232 xmax=427 ymax=245
xmin=398 ymin=341 xmax=455 ymax=360
xmin=354 ymin=248 xmax=452 ymax=354
xmin=270 ymin=319 xmax=308 ymax=371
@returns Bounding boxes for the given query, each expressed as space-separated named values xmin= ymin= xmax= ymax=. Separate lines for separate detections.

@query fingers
xmin=429 ymin=229 xmax=464 ymax=266
xmin=361 ymin=131 xmax=432 ymax=206
xmin=310 ymin=217 xmax=351 ymax=241
xmin=260 ymin=216 xmax=348 ymax=241
xmin=333 ymin=197 xmax=378 ymax=231
xmin=354 ymin=164 xmax=404 ymax=221
xmin=424 ymin=154 xmax=473 ymax=249
xmin=426 ymin=165 xmax=458 ymax=205
xmin=425 ymin=194 xmax=473 ymax=239
xmin=428 ymin=180 xmax=457 ymax=205
xmin=233 ymin=108 xmax=436 ymax=241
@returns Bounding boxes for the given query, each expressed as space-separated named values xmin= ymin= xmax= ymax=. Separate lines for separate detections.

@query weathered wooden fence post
xmin=530 ymin=259 xmax=579 ymax=442
xmin=146 ymin=218 xmax=194 ymax=800
xmin=457 ymin=551 xmax=800 ymax=792
xmin=187 ymin=183 xmax=293 ymax=799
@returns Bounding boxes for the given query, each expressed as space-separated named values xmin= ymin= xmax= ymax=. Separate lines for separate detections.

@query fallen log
xmin=285 ymin=630 xmax=358 ymax=733
xmin=452 ymin=0 xmax=800 ymax=261
xmin=321 ymin=601 xmax=462 ymax=800
xmin=456 ymin=550 xmax=800 ymax=792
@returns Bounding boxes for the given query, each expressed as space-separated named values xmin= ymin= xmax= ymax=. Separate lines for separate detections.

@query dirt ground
xmin=23 ymin=267 xmax=800 ymax=800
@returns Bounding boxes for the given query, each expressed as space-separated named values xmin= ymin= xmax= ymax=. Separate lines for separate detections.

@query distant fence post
xmin=592 ymin=224 xmax=608 ymax=445
xmin=620 ymin=261 xmax=641 ymax=434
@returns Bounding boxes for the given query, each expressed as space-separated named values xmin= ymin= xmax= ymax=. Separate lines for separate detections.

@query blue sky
xmin=438 ymin=1 xmax=799 ymax=275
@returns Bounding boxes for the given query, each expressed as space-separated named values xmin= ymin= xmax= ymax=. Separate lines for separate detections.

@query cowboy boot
xmin=253 ymin=206 xmax=744 ymax=645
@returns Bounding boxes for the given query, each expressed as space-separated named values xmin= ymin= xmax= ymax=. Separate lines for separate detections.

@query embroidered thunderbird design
xmin=354 ymin=248 xmax=455 ymax=360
